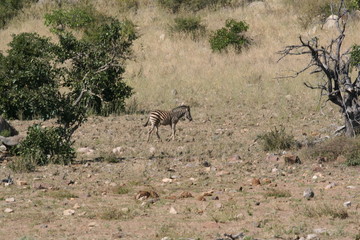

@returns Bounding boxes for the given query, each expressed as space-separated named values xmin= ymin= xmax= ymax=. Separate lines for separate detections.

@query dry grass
xmin=1 ymin=1 xmax=360 ymax=240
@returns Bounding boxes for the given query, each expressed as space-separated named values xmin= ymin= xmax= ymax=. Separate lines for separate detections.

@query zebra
xmin=143 ymin=105 xmax=192 ymax=142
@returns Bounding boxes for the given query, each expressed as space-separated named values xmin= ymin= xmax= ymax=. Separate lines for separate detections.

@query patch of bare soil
xmin=0 ymin=107 xmax=359 ymax=240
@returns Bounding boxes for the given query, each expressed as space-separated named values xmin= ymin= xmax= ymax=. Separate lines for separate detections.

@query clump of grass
xmin=209 ymin=199 xmax=240 ymax=223
xmin=303 ymin=204 xmax=349 ymax=219
xmin=100 ymin=208 xmax=133 ymax=220
xmin=113 ymin=185 xmax=130 ymax=195
xmin=169 ymin=16 xmax=206 ymax=41
xmin=257 ymin=126 xmax=295 ymax=151
xmin=264 ymin=189 xmax=291 ymax=198
xmin=40 ymin=190 xmax=78 ymax=200
xmin=305 ymin=136 xmax=360 ymax=166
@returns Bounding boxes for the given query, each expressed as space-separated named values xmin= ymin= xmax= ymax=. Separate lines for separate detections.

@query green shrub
xmin=9 ymin=124 xmax=75 ymax=172
xmin=0 ymin=33 xmax=59 ymax=120
xmin=209 ymin=19 xmax=250 ymax=53
xmin=170 ymin=16 xmax=206 ymax=40
xmin=344 ymin=148 xmax=360 ymax=166
xmin=257 ymin=126 xmax=295 ymax=151
xmin=350 ymin=44 xmax=360 ymax=69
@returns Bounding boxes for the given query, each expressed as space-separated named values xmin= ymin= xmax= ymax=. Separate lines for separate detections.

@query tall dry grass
xmin=0 ymin=0 xmax=359 ymax=127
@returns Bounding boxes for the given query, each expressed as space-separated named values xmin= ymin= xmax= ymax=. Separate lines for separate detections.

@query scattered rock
xmin=16 ymin=180 xmax=28 ymax=186
xmin=282 ymin=154 xmax=301 ymax=164
xmin=343 ymin=201 xmax=351 ymax=207
xmin=149 ymin=147 xmax=156 ymax=155
xmin=303 ymin=188 xmax=315 ymax=200
xmin=73 ymin=203 xmax=81 ymax=209
xmin=169 ymin=206 xmax=177 ymax=214
xmin=88 ymin=222 xmax=98 ymax=228
xmin=323 ymin=15 xmax=338 ymax=29
xmin=306 ymin=233 xmax=318 ymax=240
xmin=325 ymin=182 xmax=337 ymax=190
xmin=5 ymin=197 xmax=15 ymax=202
xmin=346 ymin=185 xmax=356 ymax=189
xmin=251 ymin=178 xmax=261 ymax=186
xmin=179 ymin=191 xmax=193 ymax=198
xmin=112 ymin=146 xmax=123 ymax=155
xmin=77 ymin=147 xmax=95 ymax=155
xmin=135 ymin=190 xmax=159 ymax=201
xmin=162 ymin=178 xmax=173 ymax=183
xmin=63 ymin=209 xmax=75 ymax=216
xmin=4 ymin=208 xmax=14 ymax=213
xmin=265 ymin=153 xmax=280 ymax=162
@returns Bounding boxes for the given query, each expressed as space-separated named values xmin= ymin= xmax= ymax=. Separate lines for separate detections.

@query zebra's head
xmin=183 ymin=105 xmax=192 ymax=122
xmin=172 ymin=105 xmax=192 ymax=121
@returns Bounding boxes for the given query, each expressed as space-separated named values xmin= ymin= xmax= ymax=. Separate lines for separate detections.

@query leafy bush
xmin=157 ymin=0 xmax=234 ymax=13
xmin=46 ymin=7 xmax=136 ymax=116
xmin=20 ymin=125 xmax=74 ymax=164
xmin=0 ymin=33 xmax=59 ymax=120
xmin=350 ymin=44 xmax=360 ymax=69
xmin=257 ymin=126 xmax=295 ymax=151
xmin=170 ymin=16 xmax=206 ymax=40
xmin=209 ymin=19 xmax=250 ymax=53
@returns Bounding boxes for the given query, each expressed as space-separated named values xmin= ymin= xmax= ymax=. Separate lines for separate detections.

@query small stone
xmin=149 ymin=147 xmax=156 ymax=155
xmin=313 ymin=228 xmax=327 ymax=234
xmin=4 ymin=208 xmax=14 ymax=213
xmin=121 ymin=208 xmax=130 ymax=213
xmin=162 ymin=178 xmax=173 ymax=183
xmin=63 ymin=209 xmax=75 ymax=216
xmin=303 ymin=188 xmax=315 ymax=200
xmin=179 ymin=191 xmax=193 ymax=198
xmin=88 ymin=222 xmax=98 ymax=228
xmin=169 ymin=207 xmax=177 ymax=214
xmin=73 ymin=203 xmax=81 ymax=209
xmin=343 ymin=201 xmax=351 ymax=207
xmin=215 ymin=202 xmax=222 ymax=209
xmin=5 ymin=197 xmax=15 ymax=202
xmin=251 ymin=178 xmax=261 ymax=186
xmin=325 ymin=182 xmax=337 ymax=189
xmin=112 ymin=146 xmax=123 ymax=155
xmin=346 ymin=185 xmax=356 ymax=189
xmin=77 ymin=147 xmax=95 ymax=155
xmin=16 ymin=180 xmax=28 ymax=186
xmin=306 ymin=233 xmax=318 ymax=240
xmin=282 ymin=154 xmax=301 ymax=164
xmin=161 ymin=237 xmax=171 ymax=240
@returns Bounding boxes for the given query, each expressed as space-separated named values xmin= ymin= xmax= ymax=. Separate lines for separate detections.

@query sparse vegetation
xmin=264 ymin=189 xmax=291 ymax=198
xmin=303 ymin=204 xmax=349 ymax=219
xmin=257 ymin=127 xmax=295 ymax=151
xmin=169 ymin=16 xmax=206 ymax=40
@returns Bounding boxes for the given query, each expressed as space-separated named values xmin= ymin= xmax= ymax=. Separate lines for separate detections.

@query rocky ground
xmin=0 ymin=107 xmax=359 ymax=240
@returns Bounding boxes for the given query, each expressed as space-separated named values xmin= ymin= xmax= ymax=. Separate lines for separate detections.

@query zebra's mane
xmin=171 ymin=105 xmax=189 ymax=112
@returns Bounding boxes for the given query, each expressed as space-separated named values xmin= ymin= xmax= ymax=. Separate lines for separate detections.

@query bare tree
xmin=278 ymin=0 xmax=360 ymax=137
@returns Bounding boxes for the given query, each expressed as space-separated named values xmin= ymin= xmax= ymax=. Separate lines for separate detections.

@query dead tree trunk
xmin=278 ymin=0 xmax=360 ymax=137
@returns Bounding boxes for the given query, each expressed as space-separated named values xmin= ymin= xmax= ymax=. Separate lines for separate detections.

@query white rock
xmin=323 ymin=15 xmax=338 ymax=29
xmin=325 ymin=182 xmax=337 ymax=189
xmin=5 ymin=197 xmax=15 ymax=202
xmin=149 ymin=147 xmax=156 ymax=155
xmin=169 ymin=207 xmax=177 ymax=214
xmin=112 ymin=146 xmax=123 ymax=155
xmin=343 ymin=201 xmax=351 ymax=207
xmin=4 ymin=208 xmax=13 ymax=213
xmin=306 ymin=234 xmax=318 ymax=240
xmin=88 ymin=222 xmax=98 ymax=227
xmin=162 ymin=178 xmax=173 ymax=183
xmin=77 ymin=147 xmax=95 ymax=155
xmin=63 ymin=209 xmax=75 ymax=216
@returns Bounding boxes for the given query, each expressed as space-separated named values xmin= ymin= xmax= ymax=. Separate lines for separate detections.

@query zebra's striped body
xmin=144 ymin=105 xmax=192 ymax=142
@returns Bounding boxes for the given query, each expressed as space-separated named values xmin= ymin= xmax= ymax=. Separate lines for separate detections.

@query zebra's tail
xmin=143 ymin=118 xmax=149 ymax=127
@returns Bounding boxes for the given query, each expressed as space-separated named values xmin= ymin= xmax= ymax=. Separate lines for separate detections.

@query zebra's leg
xmin=147 ymin=125 xmax=155 ymax=142
xmin=155 ymin=126 xmax=162 ymax=142
xmin=172 ymin=123 xmax=176 ymax=140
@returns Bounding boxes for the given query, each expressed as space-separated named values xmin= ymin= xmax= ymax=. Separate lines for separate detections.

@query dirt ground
xmin=0 ymin=106 xmax=359 ymax=240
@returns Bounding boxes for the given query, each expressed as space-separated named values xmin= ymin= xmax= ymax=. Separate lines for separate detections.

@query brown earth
xmin=0 ymin=106 xmax=359 ymax=240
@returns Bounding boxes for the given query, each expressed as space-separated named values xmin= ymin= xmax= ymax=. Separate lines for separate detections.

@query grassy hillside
xmin=0 ymin=0 xmax=358 ymax=117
